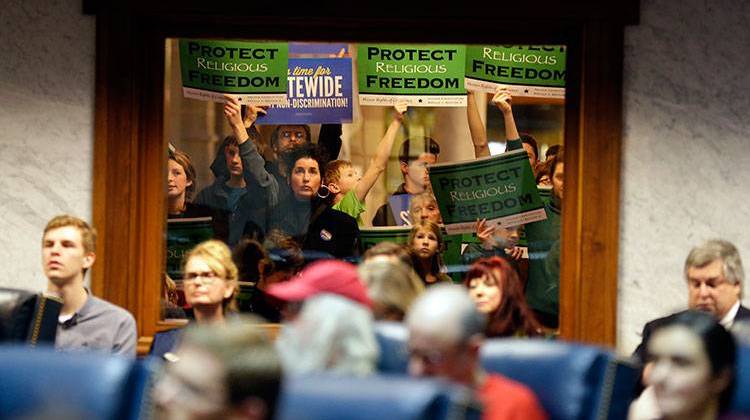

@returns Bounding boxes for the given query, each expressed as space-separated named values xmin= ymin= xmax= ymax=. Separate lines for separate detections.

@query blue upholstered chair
xmin=374 ymin=321 xmax=410 ymax=373
xmin=0 ymin=345 xmax=159 ymax=420
xmin=480 ymin=339 xmax=639 ymax=420
xmin=276 ymin=374 xmax=481 ymax=420
xmin=372 ymin=323 xmax=639 ymax=420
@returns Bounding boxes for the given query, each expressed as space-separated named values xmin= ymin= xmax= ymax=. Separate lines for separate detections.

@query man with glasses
xmin=634 ymin=239 xmax=750 ymax=361
xmin=217 ymin=98 xmax=342 ymax=187
xmin=405 ymin=284 xmax=547 ymax=420
xmin=42 ymin=215 xmax=136 ymax=356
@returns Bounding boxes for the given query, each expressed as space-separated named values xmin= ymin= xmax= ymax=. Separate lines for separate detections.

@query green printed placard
xmin=359 ymin=226 xmax=412 ymax=253
xmin=179 ymin=39 xmax=288 ymax=104
xmin=167 ymin=217 xmax=214 ymax=280
xmin=357 ymin=44 xmax=466 ymax=107
xmin=428 ymin=149 xmax=547 ymax=234
xmin=465 ymin=45 xmax=566 ymax=100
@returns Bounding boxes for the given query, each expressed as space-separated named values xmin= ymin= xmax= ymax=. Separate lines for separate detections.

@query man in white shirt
xmin=634 ymin=239 xmax=749 ymax=362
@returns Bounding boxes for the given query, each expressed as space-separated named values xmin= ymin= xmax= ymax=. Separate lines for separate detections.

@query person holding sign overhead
xmin=214 ymin=99 xmax=343 ymax=198
xmin=325 ymin=101 xmax=407 ymax=225
xmin=493 ymin=87 xmax=563 ymax=329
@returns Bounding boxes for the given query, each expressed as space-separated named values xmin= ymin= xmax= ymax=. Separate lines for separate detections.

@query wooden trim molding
xmin=92 ymin=4 xmax=635 ymax=348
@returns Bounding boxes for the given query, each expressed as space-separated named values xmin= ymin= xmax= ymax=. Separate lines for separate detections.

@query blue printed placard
xmin=257 ymin=58 xmax=353 ymax=124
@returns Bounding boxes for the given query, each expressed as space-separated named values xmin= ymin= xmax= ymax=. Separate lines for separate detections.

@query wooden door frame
xmin=89 ymin=2 xmax=636 ymax=351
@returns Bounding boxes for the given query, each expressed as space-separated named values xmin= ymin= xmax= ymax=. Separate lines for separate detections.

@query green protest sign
xmin=428 ymin=149 xmax=547 ymax=234
xmin=166 ymin=217 xmax=214 ymax=280
xmin=359 ymin=226 xmax=412 ymax=253
xmin=179 ymin=39 xmax=288 ymax=104
xmin=465 ymin=45 xmax=566 ymax=100
xmin=357 ymin=44 xmax=466 ymax=107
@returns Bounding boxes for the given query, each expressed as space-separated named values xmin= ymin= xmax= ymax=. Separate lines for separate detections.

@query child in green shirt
xmin=325 ymin=102 xmax=407 ymax=225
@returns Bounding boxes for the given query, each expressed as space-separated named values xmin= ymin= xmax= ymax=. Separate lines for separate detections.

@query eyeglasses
xmin=280 ymin=130 xmax=306 ymax=141
xmin=183 ymin=271 xmax=222 ymax=285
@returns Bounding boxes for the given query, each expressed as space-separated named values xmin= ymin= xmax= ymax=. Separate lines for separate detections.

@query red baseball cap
xmin=266 ymin=260 xmax=372 ymax=308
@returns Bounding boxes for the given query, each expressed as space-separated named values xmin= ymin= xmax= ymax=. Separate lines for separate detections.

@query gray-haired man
xmin=635 ymin=239 xmax=750 ymax=361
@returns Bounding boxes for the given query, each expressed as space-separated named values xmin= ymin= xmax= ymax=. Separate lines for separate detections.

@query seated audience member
xmin=462 ymin=219 xmax=523 ymax=268
xmin=233 ymin=233 xmax=301 ymax=322
xmin=406 ymin=285 xmax=547 ymax=420
xmin=267 ymin=260 xmax=378 ymax=376
xmin=220 ymin=95 xmax=342 ymax=188
xmin=464 ymin=257 xmax=542 ymax=338
xmin=372 ymin=137 xmax=441 ymax=226
xmin=358 ymin=259 xmax=424 ymax=321
xmin=161 ymin=274 xmax=186 ymax=320
xmin=408 ymin=220 xmax=451 ymax=286
xmin=167 ymin=149 xmax=230 ymax=241
xmin=153 ymin=317 xmax=282 ymax=420
xmin=232 ymin=238 xmax=270 ymax=314
xmin=326 ymin=102 xmax=407 ymax=225
xmin=195 ymin=135 xmax=267 ymax=245
xmin=634 ymin=239 xmax=750 ymax=363
xmin=151 ymin=240 xmax=238 ymax=358
xmin=409 ymin=191 xmax=443 ymax=225
xmin=42 ymin=215 xmax=136 ymax=356
xmin=362 ymin=241 xmax=413 ymax=268
xmin=269 ymin=145 xmax=359 ymax=258
xmin=628 ymin=310 xmax=736 ymax=420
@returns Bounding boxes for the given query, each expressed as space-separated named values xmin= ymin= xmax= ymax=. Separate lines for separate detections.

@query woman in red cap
xmin=267 ymin=260 xmax=378 ymax=375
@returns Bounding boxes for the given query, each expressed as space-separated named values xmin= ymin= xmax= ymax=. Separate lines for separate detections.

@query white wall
xmin=618 ymin=0 xmax=750 ymax=353
xmin=0 ymin=0 xmax=95 ymax=291
xmin=3 ymin=0 xmax=749 ymax=352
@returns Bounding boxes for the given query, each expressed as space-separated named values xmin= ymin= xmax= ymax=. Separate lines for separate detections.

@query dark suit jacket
xmin=633 ymin=304 xmax=750 ymax=363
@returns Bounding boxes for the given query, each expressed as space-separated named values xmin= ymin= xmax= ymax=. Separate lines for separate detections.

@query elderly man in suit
xmin=635 ymin=239 xmax=750 ymax=361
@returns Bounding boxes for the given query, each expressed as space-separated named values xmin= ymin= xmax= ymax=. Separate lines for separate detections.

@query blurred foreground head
xmin=153 ymin=316 xmax=282 ymax=420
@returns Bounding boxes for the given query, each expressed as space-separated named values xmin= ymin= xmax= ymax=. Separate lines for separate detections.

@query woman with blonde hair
xmin=151 ymin=240 xmax=239 ymax=358
xmin=182 ymin=240 xmax=239 ymax=322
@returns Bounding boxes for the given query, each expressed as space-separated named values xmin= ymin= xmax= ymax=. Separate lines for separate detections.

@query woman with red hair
xmin=463 ymin=256 xmax=542 ymax=337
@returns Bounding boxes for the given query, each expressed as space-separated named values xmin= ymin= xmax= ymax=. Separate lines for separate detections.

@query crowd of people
xmin=23 ymin=85 xmax=749 ymax=420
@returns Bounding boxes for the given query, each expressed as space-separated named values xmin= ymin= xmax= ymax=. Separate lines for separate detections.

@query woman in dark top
xmin=269 ymin=145 xmax=359 ymax=259
xmin=167 ymin=149 xmax=230 ymax=241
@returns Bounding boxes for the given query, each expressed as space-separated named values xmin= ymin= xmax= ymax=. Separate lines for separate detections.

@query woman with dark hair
xmin=268 ymin=144 xmax=359 ymax=259
xmin=463 ymin=256 xmax=542 ymax=338
xmin=629 ymin=310 xmax=736 ymax=420
xmin=408 ymin=220 xmax=451 ymax=286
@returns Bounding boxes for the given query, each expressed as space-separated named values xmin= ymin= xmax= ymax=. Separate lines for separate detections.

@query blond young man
xmin=324 ymin=102 xmax=407 ymax=225
xmin=42 ymin=215 xmax=136 ymax=356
